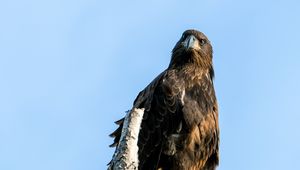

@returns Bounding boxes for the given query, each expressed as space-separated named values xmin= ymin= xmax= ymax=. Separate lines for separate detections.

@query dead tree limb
xmin=108 ymin=108 xmax=145 ymax=170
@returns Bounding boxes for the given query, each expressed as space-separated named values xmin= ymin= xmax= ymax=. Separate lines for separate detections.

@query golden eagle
xmin=109 ymin=29 xmax=219 ymax=170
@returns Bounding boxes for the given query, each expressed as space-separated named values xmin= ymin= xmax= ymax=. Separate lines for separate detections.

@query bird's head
xmin=169 ymin=29 xmax=213 ymax=70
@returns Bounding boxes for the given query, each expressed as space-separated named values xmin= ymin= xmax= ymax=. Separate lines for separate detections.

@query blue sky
xmin=0 ymin=0 xmax=300 ymax=170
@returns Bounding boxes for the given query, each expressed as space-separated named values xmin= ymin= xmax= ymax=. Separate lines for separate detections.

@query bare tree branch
xmin=108 ymin=108 xmax=145 ymax=170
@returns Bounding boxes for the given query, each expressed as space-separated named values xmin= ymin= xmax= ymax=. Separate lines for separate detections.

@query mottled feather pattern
xmin=137 ymin=70 xmax=185 ymax=169
xmin=109 ymin=29 xmax=219 ymax=170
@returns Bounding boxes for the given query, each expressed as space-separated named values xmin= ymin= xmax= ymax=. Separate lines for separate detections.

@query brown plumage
xmin=109 ymin=29 xmax=219 ymax=170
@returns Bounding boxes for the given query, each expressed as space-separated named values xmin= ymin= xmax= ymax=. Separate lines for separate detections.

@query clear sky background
xmin=0 ymin=0 xmax=300 ymax=170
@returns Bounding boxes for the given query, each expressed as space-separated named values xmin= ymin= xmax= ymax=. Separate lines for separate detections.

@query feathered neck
xmin=168 ymin=49 xmax=214 ymax=80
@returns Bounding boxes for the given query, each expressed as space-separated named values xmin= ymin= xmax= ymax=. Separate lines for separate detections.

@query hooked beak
xmin=182 ymin=35 xmax=200 ymax=50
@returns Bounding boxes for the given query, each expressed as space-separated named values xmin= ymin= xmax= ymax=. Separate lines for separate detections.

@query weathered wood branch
xmin=108 ymin=108 xmax=145 ymax=170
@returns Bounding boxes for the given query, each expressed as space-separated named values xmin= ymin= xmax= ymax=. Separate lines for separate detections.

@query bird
xmin=109 ymin=29 xmax=219 ymax=170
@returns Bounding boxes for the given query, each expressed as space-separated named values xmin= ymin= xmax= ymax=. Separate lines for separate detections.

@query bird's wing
xmin=136 ymin=69 xmax=184 ymax=170
xmin=109 ymin=69 xmax=183 ymax=170
xmin=108 ymin=71 xmax=165 ymax=148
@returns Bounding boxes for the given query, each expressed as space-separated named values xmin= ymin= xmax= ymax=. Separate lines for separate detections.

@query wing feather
xmin=109 ymin=69 xmax=184 ymax=170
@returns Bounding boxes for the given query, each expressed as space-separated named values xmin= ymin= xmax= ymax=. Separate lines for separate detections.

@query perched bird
xmin=109 ymin=29 xmax=219 ymax=170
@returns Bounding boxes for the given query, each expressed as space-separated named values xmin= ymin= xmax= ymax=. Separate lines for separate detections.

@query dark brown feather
xmin=114 ymin=118 xmax=124 ymax=125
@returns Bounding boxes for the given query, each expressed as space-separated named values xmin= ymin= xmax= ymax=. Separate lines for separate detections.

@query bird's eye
xmin=200 ymin=39 xmax=206 ymax=45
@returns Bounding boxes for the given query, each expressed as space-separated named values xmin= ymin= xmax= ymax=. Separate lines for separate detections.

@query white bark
xmin=108 ymin=108 xmax=145 ymax=170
